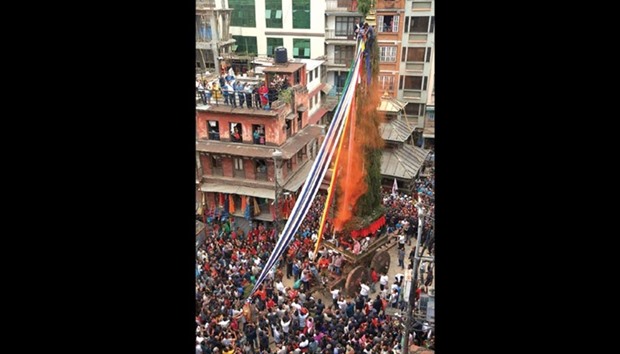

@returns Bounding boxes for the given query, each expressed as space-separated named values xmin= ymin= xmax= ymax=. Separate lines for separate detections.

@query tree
xmin=357 ymin=0 xmax=376 ymax=18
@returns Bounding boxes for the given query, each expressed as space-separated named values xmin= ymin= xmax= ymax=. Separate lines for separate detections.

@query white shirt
xmin=275 ymin=281 xmax=286 ymax=293
xmin=360 ymin=284 xmax=370 ymax=296
xmin=331 ymin=289 xmax=340 ymax=299
xmin=380 ymin=275 xmax=389 ymax=285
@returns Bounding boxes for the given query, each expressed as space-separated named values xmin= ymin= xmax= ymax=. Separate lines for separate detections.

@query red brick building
xmin=196 ymin=61 xmax=325 ymax=225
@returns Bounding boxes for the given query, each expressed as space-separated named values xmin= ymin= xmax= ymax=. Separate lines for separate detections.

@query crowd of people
xmin=196 ymin=68 xmax=291 ymax=110
xmin=196 ymin=169 xmax=436 ymax=354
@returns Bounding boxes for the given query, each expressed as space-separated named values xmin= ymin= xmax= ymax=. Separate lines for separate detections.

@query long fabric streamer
xmin=246 ymin=40 xmax=366 ymax=300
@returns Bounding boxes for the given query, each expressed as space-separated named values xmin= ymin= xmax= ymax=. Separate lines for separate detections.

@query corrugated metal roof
xmin=379 ymin=118 xmax=416 ymax=143
xmin=381 ymin=144 xmax=430 ymax=179
xmin=377 ymin=95 xmax=408 ymax=112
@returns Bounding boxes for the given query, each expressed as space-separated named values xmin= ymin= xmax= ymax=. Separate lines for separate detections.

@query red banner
xmin=350 ymin=215 xmax=386 ymax=238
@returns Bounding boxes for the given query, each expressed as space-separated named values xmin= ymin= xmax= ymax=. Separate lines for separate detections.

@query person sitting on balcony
xmin=253 ymin=129 xmax=261 ymax=144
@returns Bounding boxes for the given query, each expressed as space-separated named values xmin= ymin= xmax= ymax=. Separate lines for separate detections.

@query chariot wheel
xmin=345 ymin=265 xmax=369 ymax=298
xmin=371 ymin=250 xmax=391 ymax=275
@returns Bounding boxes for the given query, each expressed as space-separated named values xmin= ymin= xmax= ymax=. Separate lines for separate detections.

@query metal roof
xmin=379 ymin=118 xmax=416 ymax=143
xmin=381 ymin=144 xmax=430 ymax=180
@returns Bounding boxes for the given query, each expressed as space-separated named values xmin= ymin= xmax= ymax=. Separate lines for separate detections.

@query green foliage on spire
xmin=357 ymin=0 xmax=376 ymax=18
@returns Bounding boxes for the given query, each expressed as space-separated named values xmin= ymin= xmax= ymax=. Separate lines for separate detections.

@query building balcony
xmin=326 ymin=0 xmax=358 ymax=13
xmin=196 ymin=0 xmax=216 ymax=9
xmin=325 ymin=29 xmax=357 ymax=43
xmin=324 ymin=56 xmax=353 ymax=72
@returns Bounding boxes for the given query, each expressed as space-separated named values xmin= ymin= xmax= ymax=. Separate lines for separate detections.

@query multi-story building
xmin=196 ymin=0 xmax=236 ymax=74
xmin=227 ymin=0 xmax=326 ymax=60
xmin=324 ymin=0 xmax=362 ymax=96
xmin=398 ymin=0 xmax=434 ymax=145
xmin=378 ymin=93 xmax=430 ymax=191
xmin=196 ymin=59 xmax=325 ymax=228
xmin=375 ymin=0 xmax=404 ymax=100
xmin=422 ymin=40 xmax=434 ymax=149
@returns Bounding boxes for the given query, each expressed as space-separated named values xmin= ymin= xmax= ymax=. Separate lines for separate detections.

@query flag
xmin=392 ymin=178 xmax=399 ymax=197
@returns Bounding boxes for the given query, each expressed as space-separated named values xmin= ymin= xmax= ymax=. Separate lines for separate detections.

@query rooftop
xmin=262 ymin=62 xmax=305 ymax=74
xmin=196 ymin=104 xmax=279 ymax=116
xmin=381 ymin=144 xmax=430 ymax=180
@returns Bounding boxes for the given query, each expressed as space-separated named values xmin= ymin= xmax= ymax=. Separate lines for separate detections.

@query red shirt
xmin=371 ymin=270 xmax=379 ymax=283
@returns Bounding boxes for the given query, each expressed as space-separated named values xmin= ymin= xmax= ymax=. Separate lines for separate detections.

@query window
xmin=207 ymin=121 xmax=220 ymax=140
xmin=335 ymin=16 xmax=360 ymax=37
xmin=266 ymin=37 xmax=283 ymax=57
xmin=232 ymin=36 xmax=258 ymax=55
xmin=426 ymin=47 xmax=432 ymax=62
xmin=297 ymin=112 xmax=303 ymax=131
xmin=377 ymin=15 xmax=399 ymax=33
xmin=406 ymin=47 xmax=425 ymax=62
xmin=233 ymin=157 xmax=245 ymax=178
xmin=412 ymin=1 xmax=432 ymax=10
xmin=334 ymin=45 xmax=354 ymax=65
xmin=403 ymin=76 xmax=423 ymax=90
xmin=427 ymin=110 xmax=435 ymax=121
xmin=292 ymin=0 xmax=310 ymax=29
xmin=265 ymin=0 xmax=283 ymax=28
xmin=293 ymin=39 xmax=310 ymax=59
xmin=211 ymin=155 xmax=223 ymax=176
xmin=230 ymin=122 xmax=243 ymax=142
xmin=409 ymin=16 xmax=430 ymax=33
xmin=309 ymin=70 xmax=314 ymax=81
xmin=380 ymin=46 xmax=397 ymax=62
xmin=422 ymin=76 xmax=428 ymax=91
xmin=255 ymin=159 xmax=267 ymax=180
xmin=404 ymin=103 xmax=425 ymax=117
xmin=252 ymin=124 xmax=265 ymax=145
xmin=379 ymin=75 xmax=395 ymax=92
xmin=314 ymin=68 xmax=318 ymax=80
xmin=229 ymin=0 xmax=256 ymax=27
xmin=211 ymin=155 xmax=222 ymax=168
xmin=430 ymin=16 xmax=435 ymax=33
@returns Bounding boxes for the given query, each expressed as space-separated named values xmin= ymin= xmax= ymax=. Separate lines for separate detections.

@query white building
xmin=227 ymin=0 xmax=326 ymax=60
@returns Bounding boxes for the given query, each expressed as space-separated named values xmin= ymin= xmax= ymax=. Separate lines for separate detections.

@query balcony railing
xmin=233 ymin=169 xmax=246 ymax=179
xmin=196 ymin=0 xmax=216 ymax=8
xmin=325 ymin=56 xmax=354 ymax=67
xmin=212 ymin=167 xmax=223 ymax=176
xmin=255 ymin=172 xmax=268 ymax=181
xmin=325 ymin=29 xmax=356 ymax=41
xmin=326 ymin=0 xmax=356 ymax=12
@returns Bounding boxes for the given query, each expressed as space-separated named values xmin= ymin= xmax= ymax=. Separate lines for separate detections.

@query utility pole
xmin=272 ymin=150 xmax=283 ymax=237
xmin=402 ymin=200 xmax=425 ymax=354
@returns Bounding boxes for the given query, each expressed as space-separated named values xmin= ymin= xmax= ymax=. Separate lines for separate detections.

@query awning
xmin=283 ymin=160 xmax=313 ymax=192
xmin=309 ymin=107 xmax=328 ymax=122
xmin=237 ymin=185 xmax=275 ymax=199
xmin=297 ymin=105 xmax=308 ymax=112
xmin=285 ymin=113 xmax=296 ymax=121
xmin=321 ymin=83 xmax=333 ymax=94
xmin=200 ymin=183 xmax=275 ymax=200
